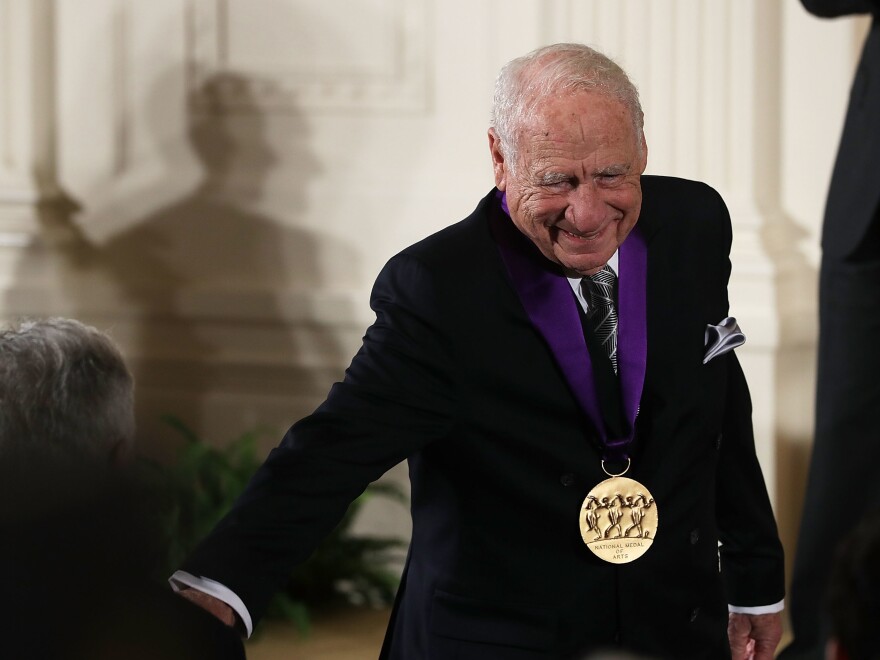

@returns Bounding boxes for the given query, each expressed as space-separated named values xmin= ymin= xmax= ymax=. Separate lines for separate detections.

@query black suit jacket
xmin=802 ymin=0 xmax=880 ymax=257
xmin=781 ymin=5 xmax=880 ymax=659
xmin=2 ymin=472 xmax=245 ymax=660
xmin=183 ymin=176 xmax=784 ymax=659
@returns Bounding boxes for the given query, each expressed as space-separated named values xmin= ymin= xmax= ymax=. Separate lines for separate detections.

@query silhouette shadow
xmin=32 ymin=69 xmax=355 ymax=463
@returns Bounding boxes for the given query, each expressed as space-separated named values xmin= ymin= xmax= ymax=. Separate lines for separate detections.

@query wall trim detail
xmin=187 ymin=0 xmax=430 ymax=113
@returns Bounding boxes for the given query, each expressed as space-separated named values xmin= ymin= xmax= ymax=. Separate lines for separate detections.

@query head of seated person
xmin=0 ymin=317 xmax=134 ymax=515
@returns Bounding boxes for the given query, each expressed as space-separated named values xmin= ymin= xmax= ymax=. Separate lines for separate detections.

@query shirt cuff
xmin=169 ymin=570 xmax=255 ymax=638
xmin=728 ymin=599 xmax=784 ymax=615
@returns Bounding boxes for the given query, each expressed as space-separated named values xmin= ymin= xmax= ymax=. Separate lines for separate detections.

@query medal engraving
xmin=580 ymin=476 xmax=658 ymax=564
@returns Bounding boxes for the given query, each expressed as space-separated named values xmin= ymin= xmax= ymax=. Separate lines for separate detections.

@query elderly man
xmin=175 ymin=44 xmax=785 ymax=659
xmin=0 ymin=318 xmax=244 ymax=660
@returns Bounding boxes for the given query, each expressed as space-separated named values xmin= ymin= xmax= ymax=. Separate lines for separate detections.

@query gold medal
xmin=579 ymin=460 xmax=658 ymax=564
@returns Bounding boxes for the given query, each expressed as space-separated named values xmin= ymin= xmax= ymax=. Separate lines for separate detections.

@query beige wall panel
xmin=0 ymin=0 xmax=870 ymax=578
xmin=190 ymin=0 xmax=428 ymax=112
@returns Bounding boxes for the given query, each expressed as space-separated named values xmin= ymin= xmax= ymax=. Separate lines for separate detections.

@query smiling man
xmin=175 ymin=43 xmax=785 ymax=659
xmin=489 ymin=83 xmax=646 ymax=278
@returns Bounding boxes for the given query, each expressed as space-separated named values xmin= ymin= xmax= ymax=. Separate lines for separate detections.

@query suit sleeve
xmin=715 ymin=349 xmax=786 ymax=607
xmin=180 ymin=252 xmax=459 ymax=625
xmin=800 ymin=0 xmax=880 ymax=17
xmin=693 ymin=186 xmax=785 ymax=607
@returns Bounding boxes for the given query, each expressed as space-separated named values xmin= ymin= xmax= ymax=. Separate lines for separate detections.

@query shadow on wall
xmin=23 ymin=68 xmax=357 ymax=461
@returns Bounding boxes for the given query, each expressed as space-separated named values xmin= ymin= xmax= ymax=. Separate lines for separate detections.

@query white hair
xmin=491 ymin=43 xmax=645 ymax=165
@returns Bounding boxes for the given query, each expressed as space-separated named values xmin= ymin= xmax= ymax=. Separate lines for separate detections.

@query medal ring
xmin=601 ymin=457 xmax=631 ymax=478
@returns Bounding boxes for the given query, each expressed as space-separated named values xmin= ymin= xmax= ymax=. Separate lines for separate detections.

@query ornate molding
xmin=187 ymin=0 xmax=429 ymax=113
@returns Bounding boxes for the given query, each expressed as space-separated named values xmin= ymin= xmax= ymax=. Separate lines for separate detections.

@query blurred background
xmin=0 ymin=0 xmax=867 ymax=655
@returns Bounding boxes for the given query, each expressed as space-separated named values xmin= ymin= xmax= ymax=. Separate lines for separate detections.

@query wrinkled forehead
xmin=516 ymin=90 xmax=639 ymax=149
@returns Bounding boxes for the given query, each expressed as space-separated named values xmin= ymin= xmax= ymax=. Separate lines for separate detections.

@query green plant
xmin=151 ymin=415 xmax=408 ymax=635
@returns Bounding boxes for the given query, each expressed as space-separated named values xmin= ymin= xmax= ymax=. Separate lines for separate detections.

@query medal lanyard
xmin=492 ymin=192 xmax=648 ymax=464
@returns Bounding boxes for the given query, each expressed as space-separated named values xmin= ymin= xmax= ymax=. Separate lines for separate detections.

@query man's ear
xmin=488 ymin=128 xmax=508 ymax=191
xmin=638 ymin=131 xmax=649 ymax=174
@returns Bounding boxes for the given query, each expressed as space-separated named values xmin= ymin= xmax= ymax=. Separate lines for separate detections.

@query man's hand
xmin=177 ymin=587 xmax=238 ymax=628
xmin=727 ymin=612 xmax=782 ymax=660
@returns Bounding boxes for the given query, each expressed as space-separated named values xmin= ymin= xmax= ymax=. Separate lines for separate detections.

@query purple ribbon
xmin=490 ymin=192 xmax=647 ymax=462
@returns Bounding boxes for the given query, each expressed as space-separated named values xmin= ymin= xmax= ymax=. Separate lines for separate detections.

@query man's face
xmin=489 ymin=91 xmax=647 ymax=276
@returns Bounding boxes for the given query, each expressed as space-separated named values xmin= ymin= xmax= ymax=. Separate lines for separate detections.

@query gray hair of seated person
xmin=0 ymin=317 xmax=134 ymax=467
xmin=491 ymin=43 xmax=645 ymax=169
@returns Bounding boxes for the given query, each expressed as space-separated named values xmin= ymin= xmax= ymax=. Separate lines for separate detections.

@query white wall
xmin=0 ymin=0 xmax=867 ymax=592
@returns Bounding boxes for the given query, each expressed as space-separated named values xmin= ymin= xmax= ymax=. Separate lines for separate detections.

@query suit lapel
xmin=489 ymin=191 xmax=649 ymax=458
xmin=617 ymin=223 xmax=648 ymax=446
xmin=487 ymin=202 xmax=604 ymax=436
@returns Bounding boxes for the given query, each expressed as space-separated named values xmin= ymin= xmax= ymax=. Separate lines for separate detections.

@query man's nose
xmin=564 ymin=182 xmax=604 ymax=230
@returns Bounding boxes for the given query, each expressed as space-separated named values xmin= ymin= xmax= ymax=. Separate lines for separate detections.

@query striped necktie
xmin=583 ymin=265 xmax=618 ymax=374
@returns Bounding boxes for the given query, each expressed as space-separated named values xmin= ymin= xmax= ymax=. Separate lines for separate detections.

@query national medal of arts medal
xmin=579 ymin=462 xmax=658 ymax=564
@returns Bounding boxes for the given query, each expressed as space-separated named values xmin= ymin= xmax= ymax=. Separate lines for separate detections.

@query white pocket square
xmin=703 ymin=317 xmax=745 ymax=364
